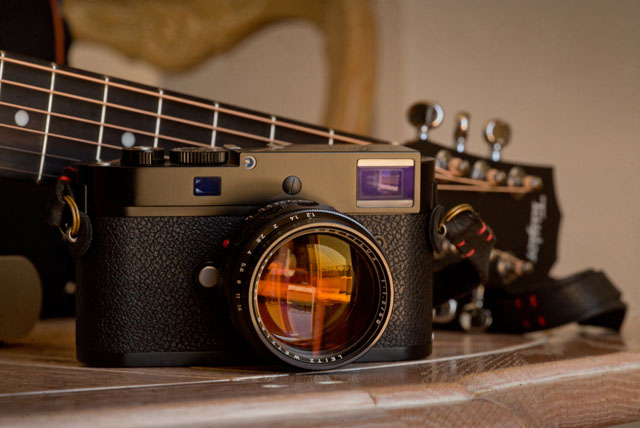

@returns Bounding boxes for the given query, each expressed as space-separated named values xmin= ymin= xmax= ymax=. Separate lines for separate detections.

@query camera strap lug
xmin=45 ymin=167 xmax=93 ymax=258
xmin=428 ymin=204 xmax=445 ymax=253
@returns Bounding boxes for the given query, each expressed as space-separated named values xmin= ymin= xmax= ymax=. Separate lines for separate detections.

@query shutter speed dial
xmin=169 ymin=147 xmax=230 ymax=166
xmin=121 ymin=146 xmax=165 ymax=166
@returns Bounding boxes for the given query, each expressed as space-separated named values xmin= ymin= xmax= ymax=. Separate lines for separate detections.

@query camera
xmin=74 ymin=144 xmax=435 ymax=370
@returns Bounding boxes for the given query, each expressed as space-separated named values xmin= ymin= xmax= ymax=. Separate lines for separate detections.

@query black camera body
xmin=75 ymin=144 xmax=435 ymax=370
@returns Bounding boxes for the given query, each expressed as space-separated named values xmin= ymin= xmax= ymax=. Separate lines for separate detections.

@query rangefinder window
xmin=356 ymin=159 xmax=415 ymax=208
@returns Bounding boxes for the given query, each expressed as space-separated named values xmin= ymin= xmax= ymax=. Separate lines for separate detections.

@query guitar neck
xmin=0 ymin=50 xmax=385 ymax=183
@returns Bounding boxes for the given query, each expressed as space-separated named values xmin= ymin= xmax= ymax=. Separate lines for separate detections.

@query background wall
xmin=69 ymin=0 xmax=639 ymax=336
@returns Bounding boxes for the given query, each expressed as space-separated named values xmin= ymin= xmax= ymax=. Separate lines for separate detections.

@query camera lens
xmin=228 ymin=201 xmax=393 ymax=370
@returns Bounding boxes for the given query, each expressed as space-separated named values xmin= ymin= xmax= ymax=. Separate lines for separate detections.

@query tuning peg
xmin=493 ymin=249 xmax=534 ymax=285
xmin=471 ymin=160 xmax=506 ymax=185
xmin=408 ymin=101 xmax=444 ymax=141
xmin=436 ymin=149 xmax=470 ymax=176
xmin=433 ymin=299 xmax=458 ymax=324
xmin=458 ymin=286 xmax=493 ymax=332
xmin=454 ymin=112 xmax=470 ymax=153
xmin=507 ymin=166 xmax=543 ymax=191
xmin=484 ymin=119 xmax=511 ymax=162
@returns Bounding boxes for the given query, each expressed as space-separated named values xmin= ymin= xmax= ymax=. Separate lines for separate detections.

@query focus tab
xmin=121 ymin=146 xmax=165 ymax=166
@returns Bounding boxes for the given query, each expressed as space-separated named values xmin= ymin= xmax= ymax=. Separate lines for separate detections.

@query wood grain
xmin=0 ymin=319 xmax=638 ymax=427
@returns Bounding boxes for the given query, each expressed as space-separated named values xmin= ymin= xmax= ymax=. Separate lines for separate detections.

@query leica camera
xmin=74 ymin=144 xmax=435 ymax=370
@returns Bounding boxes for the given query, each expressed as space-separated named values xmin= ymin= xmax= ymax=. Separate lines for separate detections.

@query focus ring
xmin=226 ymin=202 xmax=393 ymax=370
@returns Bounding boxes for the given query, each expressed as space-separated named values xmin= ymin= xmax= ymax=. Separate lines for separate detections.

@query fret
xmin=48 ymin=68 xmax=104 ymax=164
xmin=154 ymin=89 xmax=163 ymax=148
xmin=211 ymin=102 xmax=219 ymax=146
xmin=0 ymin=103 xmax=48 ymax=180
xmin=102 ymin=78 xmax=158 ymax=153
xmin=269 ymin=116 xmax=277 ymax=144
xmin=159 ymin=90 xmax=214 ymax=151
xmin=97 ymin=77 xmax=109 ymax=160
xmin=0 ymin=54 xmax=50 ymax=179
xmin=0 ymin=52 xmax=4 ymax=95
xmin=1 ymin=57 xmax=51 ymax=111
xmin=37 ymin=65 xmax=56 ymax=182
xmin=0 ymin=50 xmax=391 ymax=185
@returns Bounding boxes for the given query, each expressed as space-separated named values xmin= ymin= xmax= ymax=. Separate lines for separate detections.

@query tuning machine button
xmin=507 ymin=166 xmax=543 ymax=191
xmin=408 ymin=101 xmax=444 ymax=141
xmin=471 ymin=160 xmax=506 ymax=185
xmin=433 ymin=299 xmax=458 ymax=324
xmin=484 ymin=119 xmax=511 ymax=162
xmin=458 ymin=286 xmax=492 ymax=332
xmin=493 ymin=249 xmax=534 ymax=285
xmin=436 ymin=150 xmax=470 ymax=176
xmin=454 ymin=112 xmax=470 ymax=153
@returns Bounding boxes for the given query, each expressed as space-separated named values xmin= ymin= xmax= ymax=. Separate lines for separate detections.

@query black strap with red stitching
xmin=433 ymin=210 xmax=496 ymax=307
xmin=485 ymin=269 xmax=626 ymax=333
xmin=433 ymin=207 xmax=627 ymax=333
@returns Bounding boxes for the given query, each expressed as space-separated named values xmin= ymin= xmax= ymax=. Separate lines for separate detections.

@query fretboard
xmin=0 ymin=50 xmax=385 ymax=183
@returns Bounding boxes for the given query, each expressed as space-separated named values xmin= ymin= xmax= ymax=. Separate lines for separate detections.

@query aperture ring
xmin=227 ymin=203 xmax=393 ymax=370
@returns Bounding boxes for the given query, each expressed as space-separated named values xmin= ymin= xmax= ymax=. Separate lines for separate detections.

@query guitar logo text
xmin=526 ymin=195 xmax=547 ymax=263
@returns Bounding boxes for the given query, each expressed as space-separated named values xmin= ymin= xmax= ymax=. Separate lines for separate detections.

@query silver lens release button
xmin=197 ymin=265 xmax=221 ymax=288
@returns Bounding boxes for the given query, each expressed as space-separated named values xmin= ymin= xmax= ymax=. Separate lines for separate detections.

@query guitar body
xmin=407 ymin=139 xmax=561 ymax=288
xmin=0 ymin=0 xmax=74 ymax=317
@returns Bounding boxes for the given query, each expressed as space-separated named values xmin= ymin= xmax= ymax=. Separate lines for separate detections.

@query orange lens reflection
xmin=256 ymin=233 xmax=378 ymax=356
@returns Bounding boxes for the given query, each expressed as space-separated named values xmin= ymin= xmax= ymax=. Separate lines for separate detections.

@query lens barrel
xmin=226 ymin=201 xmax=393 ymax=370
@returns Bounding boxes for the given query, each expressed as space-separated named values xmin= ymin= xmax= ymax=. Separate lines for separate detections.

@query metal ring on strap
xmin=60 ymin=195 xmax=80 ymax=239
xmin=439 ymin=203 xmax=475 ymax=230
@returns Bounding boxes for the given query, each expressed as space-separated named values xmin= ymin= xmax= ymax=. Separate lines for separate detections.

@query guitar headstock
xmin=405 ymin=101 xmax=561 ymax=290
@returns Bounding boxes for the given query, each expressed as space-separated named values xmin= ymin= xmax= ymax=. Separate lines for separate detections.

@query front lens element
xmin=254 ymin=232 xmax=380 ymax=359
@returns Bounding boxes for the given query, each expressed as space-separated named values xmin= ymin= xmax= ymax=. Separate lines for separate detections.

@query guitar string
xmin=0 ymin=79 xmax=292 ymax=148
xmin=0 ymin=56 xmax=530 ymax=192
xmin=0 ymin=120 xmax=526 ymax=192
xmin=1 ymin=55 xmax=370 ymax=146
xmin=0 ymin=120 xmax=524 ymax=193
xmin=0 ymin=115 xmax=528 ymax=192
xmin=435 ymin=167 xmax=531 ymax=193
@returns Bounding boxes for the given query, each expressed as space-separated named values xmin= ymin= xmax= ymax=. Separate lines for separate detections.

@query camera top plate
xmin=77 ymin=144 xmax=434 ymax=218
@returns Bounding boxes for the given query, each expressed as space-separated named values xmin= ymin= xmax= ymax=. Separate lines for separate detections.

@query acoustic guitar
xmin=0 ymin=50 xmax=559 ymax=321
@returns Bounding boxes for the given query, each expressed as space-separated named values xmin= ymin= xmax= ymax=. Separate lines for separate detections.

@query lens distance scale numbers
xmin=227 ymin=201 xmax=393 ymax=370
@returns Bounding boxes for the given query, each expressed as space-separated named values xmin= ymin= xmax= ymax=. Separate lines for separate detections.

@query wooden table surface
xmin=0 ymin=319 xmax=638 ymax=427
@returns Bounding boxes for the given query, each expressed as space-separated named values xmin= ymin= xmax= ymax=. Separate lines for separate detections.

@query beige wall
xmin=69 ymin=0 xmax=639 ymax=336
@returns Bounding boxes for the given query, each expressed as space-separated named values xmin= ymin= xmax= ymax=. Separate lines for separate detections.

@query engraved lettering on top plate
xmin=37 ymin=64 xmax=56 ymax=182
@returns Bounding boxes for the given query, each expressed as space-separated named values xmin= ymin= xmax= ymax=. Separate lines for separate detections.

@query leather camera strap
xmin=433 ymin=206 xmax=627 ymax=333
xmin=485 ymin=270 xmax=627 ymax=333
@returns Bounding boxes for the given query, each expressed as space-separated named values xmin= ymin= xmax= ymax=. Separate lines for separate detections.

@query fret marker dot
xmin=121 ymin=132 xmax=136 ymax=148
xmin=14 ymin=110 xmax=29 ymax=127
